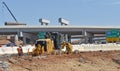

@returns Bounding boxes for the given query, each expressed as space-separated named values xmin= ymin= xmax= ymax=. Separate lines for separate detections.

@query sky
xmin=0 ymin=0 xmax=120 ymax=26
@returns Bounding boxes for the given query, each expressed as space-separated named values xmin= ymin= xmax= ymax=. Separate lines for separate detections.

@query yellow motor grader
xmin=29 ymin=39 xmax=54 ymax=56
xmin=61 ymin=42 xmax=72 ymax=54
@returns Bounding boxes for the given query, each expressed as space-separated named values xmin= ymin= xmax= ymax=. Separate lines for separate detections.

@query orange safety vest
xmin=17 ymin=47 xmax=23 ymax=55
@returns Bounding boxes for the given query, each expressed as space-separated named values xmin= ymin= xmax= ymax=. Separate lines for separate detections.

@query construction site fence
xmin=0 ymin=44 xmax=120 ymax=55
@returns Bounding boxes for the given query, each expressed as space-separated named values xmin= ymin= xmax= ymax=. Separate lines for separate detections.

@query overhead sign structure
xmin=59 ymin=18 xmax=69 ymax=25
xmin=39 ymin=18 xmax=50 ymax=25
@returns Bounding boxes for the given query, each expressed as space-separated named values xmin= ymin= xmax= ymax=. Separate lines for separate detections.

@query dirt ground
xmin=1 ymin=51 xmax=120 ymax=71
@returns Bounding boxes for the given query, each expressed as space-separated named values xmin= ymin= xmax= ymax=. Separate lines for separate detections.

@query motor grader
xmin=28 ymin=39 xmax=54 ymax=56
xmin=61 ymin=42 xmax=72 ymax=54
xmin=28 ymin=41 xmax=72 ymax=56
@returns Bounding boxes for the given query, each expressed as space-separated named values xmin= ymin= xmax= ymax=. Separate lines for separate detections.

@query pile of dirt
xmin=0 ymin=39 xmax=10 ymax=45
xmin=1 ymin=51 xmax=120 ymax=71
xmin=0 ymin=36 xmax=11 ymax=45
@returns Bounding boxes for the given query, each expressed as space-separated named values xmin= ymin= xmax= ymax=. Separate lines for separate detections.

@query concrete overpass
xmin=0 ymin=26 xmax=120 ymax=44
xmin=0 ymin=26 xmax=120 ymax=32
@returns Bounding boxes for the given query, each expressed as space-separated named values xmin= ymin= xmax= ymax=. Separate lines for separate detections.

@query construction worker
xmin=17 ymin=45 xmax=23 ymax=56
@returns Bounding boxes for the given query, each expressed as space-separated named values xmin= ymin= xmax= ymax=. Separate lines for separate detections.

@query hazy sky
xmin=0 ymin=0 xmax=120 ymax=26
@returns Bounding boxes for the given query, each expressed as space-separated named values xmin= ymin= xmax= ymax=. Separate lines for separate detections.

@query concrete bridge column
xmin=62 ymin=34 xmax=71 ymax=43
xmin=15 ymin=35 xmax=18 ymax=42
xmin=60 ymin=34 xmax=64 ymax=42
xmin=65 ymin=34 xmax=68 ymax=41
xmin=87 ymin=33 xmax=94 ymax=43
xmin=23 ymin=37 xmax=26 ymax=44
xmin=82 ymin=30 xmax=88 ymax=43
xmin=17 ymin=31 xmax=26 ymax=44
xmin=82 ymin=30 xmax=94 ymax=43
xmin=17 ymin=31 xmax=23 ymax=37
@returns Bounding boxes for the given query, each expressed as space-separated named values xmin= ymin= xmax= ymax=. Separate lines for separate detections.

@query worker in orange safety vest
xmin=17 ymin=45 xmax=23 ymax=56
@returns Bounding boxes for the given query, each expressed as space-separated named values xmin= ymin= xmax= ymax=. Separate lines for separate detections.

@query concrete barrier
xmin=1 ymin=44 xmax=120 ymax=55
xmin=0 ymin=45 xmax=35 ymax=55
xmin=72 ymin=43 xmax=120 ymax=52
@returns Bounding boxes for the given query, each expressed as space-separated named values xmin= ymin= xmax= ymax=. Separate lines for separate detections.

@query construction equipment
xmin=2 ymin=2 xmax=18 ymax=22
xmin=28 ymin=32 xmax=72 ymax=56
xmin=61 ymin=42 xmax=72 ymax=54
xmin=30 ymin=39 xmax=54 ymax=56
